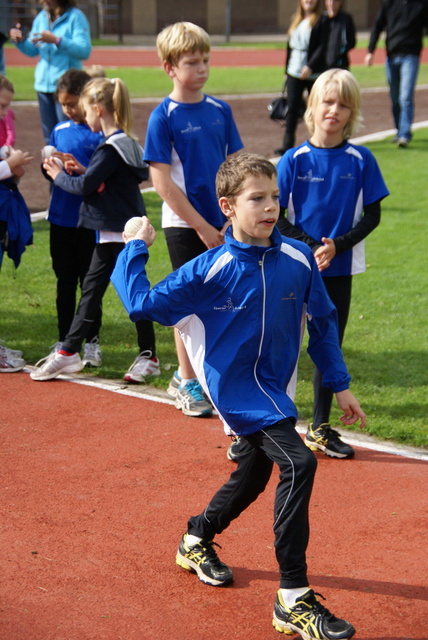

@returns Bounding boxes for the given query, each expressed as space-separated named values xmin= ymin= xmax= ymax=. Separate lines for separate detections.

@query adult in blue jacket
xmin=9 ymin=0 xmax=91 ymax=142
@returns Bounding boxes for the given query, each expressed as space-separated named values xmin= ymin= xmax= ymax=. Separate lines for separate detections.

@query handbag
xmin=268 ymin=81 xmax=306 ymax=123
xmin=268 ymin=94 xmax=289 ymax=121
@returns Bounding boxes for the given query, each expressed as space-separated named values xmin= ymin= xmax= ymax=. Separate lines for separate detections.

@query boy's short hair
xmin=216 ymin=152 xmax=277 ymax=201
xmin=0 ymin=74 xmax=14 ymax=95
xmin=304 ymin=69 xmax=363 ymax=139
xmin=156 ymin=21 xmax=211 ymax=65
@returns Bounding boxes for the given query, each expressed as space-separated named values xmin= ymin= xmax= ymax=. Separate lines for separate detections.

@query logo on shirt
xmin=282 ymin=292 xmax=296 ymax=301
xmin=214 ymin=297 xmax=246 ymax=312
xmin=297 ymin=170 xmax=324 ymax=183
xmin=340 ymin=173 xmax=355 ymax=180
xmin=180 ymin=121 xmax=202 ymax=134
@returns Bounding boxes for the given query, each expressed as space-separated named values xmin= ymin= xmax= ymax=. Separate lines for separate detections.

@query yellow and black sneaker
xmin=305 ymin=423 xmax=355 ymax=459
xmin=272 ymin=589 xmax=356 ymax=639
xmin=176 ymin=533 xmax=233 ymax=587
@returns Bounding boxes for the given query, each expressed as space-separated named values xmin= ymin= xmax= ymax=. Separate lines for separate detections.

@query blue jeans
xmin=385 ymin=54 xmax=420 ymax=141
xmin=37 ymin=92 xmax=68 ymax=143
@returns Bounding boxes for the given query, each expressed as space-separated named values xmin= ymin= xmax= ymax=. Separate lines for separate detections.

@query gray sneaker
xmin=167 ymin=370 xmax=181 ymax=397
xmin=175 ymin=379 xmax=213 ymax=417
xmin=30 ymin=351 xmax=84 ymax=381
xmin=82 ymin=337 xmax=102 ymax=367
xmin=0 ymin=354 xmax=25 ymax=372
xmin=0 ymin=340 xmax=23 ymax=359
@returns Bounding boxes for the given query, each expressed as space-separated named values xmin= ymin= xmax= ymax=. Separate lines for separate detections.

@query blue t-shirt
xmin=277 ymin=140 xmax=389 ymax=277
xmin=47 ymin=121 xmax=102 ymax=227
xmin=144 ymin=94 xmax=243 ymax=229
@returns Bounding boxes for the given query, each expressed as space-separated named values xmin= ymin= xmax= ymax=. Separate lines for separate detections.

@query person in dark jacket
xmin=30 ymin=77 xmax=159 ymax=382
xmin=323 ymin=0 xmax=356 ymax=70
xmin=275 ymin=0 xmax=328 ymax=156
xmin=365 ymin=0 xmax=428 ymax=147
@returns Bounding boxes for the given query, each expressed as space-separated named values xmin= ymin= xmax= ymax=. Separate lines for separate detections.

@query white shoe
xmin=82 ymin=337 xmax=102 ymax=367
xmin=123 ymin=350 xmax=160 ymax=383
xmin=0 ymin=354 xmax=26 ymax=372
xmin=30 ymin=351 xmax=84 ymax=381
xmin=0 ymin=339 xmax=23 ymax=359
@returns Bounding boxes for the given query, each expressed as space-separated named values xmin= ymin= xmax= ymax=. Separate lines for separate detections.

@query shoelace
xmin=130 ymin=350 xmax=153 ymax=369
xmin=184 ymin=379 xmax=205 ymax=401
xmin=199 ymin=540 xmax=224 ymax=565
xmin=306 ymin=592 xmax=335 ymax=621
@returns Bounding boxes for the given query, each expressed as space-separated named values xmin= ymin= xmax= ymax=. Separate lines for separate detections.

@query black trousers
xmin=282 ymin=74 xmax=316 ymax=152
xmin=62 ymin=242 xmax=156 ymax=356
xmin=187 ymin=419 xmax=317 ymax=588
xmin=313 ymin=275 xmax=352 ymax=428
xmin=50 ymin=223 xmax=101 ymax=343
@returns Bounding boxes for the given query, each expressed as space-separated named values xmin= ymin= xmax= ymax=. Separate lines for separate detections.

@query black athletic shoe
xmin=272 ymin=589 xmax=356 ymax=639
xmin=226 ymin=435 xmax=241 ymax=462
xmin=176 ymin=534 xmax=233 ymax=587
xmin=305 ymin=423 xmax=355 ymax=459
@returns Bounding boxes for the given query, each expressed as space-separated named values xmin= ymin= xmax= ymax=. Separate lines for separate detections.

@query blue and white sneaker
xmin=175 ymin=379 xmax=213 ymax=418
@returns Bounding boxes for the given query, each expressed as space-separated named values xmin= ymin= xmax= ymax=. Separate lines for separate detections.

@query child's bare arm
xmin=335 ymin=389 xmax=366 ymax=429
xmin=150 ymin=162 xmax=225 ymax=249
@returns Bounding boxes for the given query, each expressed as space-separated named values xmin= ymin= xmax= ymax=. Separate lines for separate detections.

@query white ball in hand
xmin=0 ymin=145 xmax=13 ymax=159
xmin=124 ymin=216 xmax=144 ymax=238
xmin=41 ymin=144 xmax=57 ymax=159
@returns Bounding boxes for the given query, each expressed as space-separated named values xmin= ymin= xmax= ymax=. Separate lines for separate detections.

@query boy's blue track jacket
xmin=111 ymin=226 xmax=351 ymax=436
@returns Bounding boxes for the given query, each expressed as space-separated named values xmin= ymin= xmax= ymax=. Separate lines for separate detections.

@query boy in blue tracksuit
xmin=111 ymin=152 xmax=365 ymax=640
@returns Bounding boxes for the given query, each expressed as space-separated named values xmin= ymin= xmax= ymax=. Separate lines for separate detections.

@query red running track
xmin=5 ymin=46 xmax=428 ymax=68
xmin=1 ymin=371 xmax=427 ymax=640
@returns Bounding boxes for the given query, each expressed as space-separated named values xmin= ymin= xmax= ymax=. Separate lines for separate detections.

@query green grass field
xmin=6 ymin=64 xmax=428 ymax=101
xmin=1 ymin=128 xmax=427 ymax=448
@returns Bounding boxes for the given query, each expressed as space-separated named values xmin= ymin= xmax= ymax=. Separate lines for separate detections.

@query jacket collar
xmin=224 ymin=225 xmax=282 ymax=262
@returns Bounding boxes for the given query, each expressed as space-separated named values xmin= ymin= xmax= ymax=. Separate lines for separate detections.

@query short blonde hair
xmin=304 ymin=69 xmax=363 ymax=139
xmin=216 ymin=152 xmax=277 ymax=201
xmin=156 ymin=21 xmax=211 ymax=66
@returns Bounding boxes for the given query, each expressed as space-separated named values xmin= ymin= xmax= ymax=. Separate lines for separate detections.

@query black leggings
xmin=313 ymin=275 xmax=352 ymax=428
xmin=281 ymin=74 xmax=315 ymax=151
xmin=187 ymin=419 xmax=317 ymax=588
xmin=62 ymin=242 xmax=156 ymax=356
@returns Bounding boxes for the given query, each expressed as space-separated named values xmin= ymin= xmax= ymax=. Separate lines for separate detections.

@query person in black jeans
xmin=275 ymin=0 xmax=328 ymax=156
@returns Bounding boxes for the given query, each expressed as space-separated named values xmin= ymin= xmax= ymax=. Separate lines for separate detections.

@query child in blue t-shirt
xmin=44 ymin=68 xmax=103 ymax=364
xmin=277 ymin=68 xmax=389 ymax=459
xmin=144 ymin=21 xmax=243 ymax=418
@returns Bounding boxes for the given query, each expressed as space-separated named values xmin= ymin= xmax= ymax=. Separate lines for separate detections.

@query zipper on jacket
xmin=254 ymin=251 xmax=288 ymax=419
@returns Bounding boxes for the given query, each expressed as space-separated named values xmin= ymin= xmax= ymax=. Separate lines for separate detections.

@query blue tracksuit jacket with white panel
xmin=111 ymin=226 xmax=350 ymax=436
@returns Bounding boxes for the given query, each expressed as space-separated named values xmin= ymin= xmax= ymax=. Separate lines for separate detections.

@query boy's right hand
xmin=123 ymin=217 xmax=156 ymax=248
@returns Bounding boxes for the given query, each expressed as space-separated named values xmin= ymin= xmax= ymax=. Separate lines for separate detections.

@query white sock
xmin=179 ymin=377 xmax=197 ymax=388
xmin=185 ymin=533 xmax=202 ymax=547
xmin=280 ymin=587 xmax=309 ymax=608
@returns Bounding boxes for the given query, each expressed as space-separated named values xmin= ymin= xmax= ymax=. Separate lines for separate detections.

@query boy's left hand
xmin=314 ymin=237 xmax=336 ymax=272
xmin=335 ymin=389 xmax=366 ymax=429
